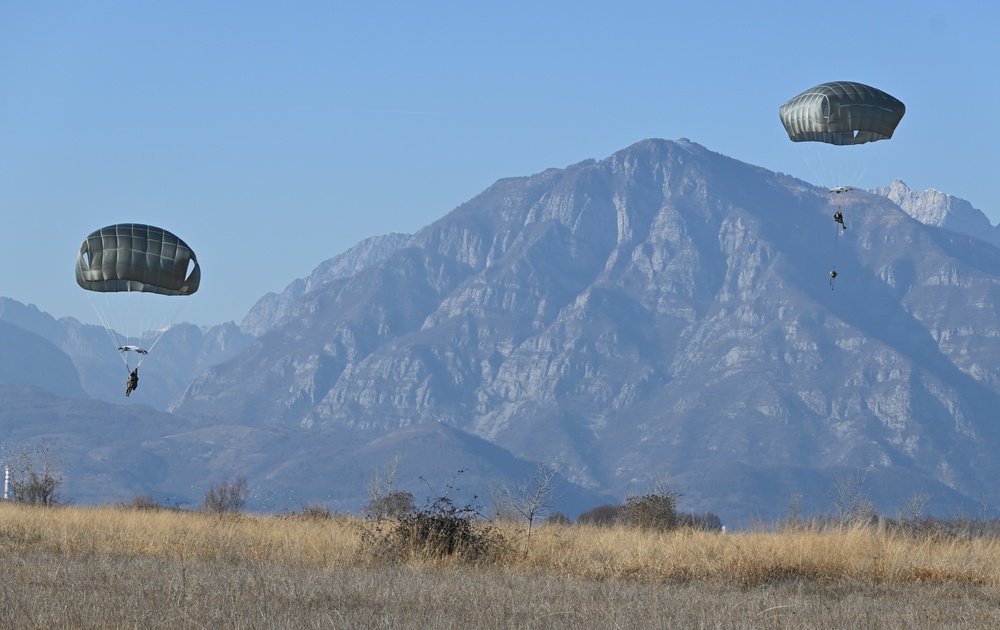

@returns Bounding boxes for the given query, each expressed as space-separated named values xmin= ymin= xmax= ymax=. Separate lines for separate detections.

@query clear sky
xmin=2 ymin=1 xmax=997 ymax=327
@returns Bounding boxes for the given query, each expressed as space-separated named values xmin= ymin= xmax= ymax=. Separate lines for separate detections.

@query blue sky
xmin=2 ymin=2 xmax=997 ymax=327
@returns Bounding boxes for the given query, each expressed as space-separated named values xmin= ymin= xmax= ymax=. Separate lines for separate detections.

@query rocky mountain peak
xmin=168 ymin=138 xmax=1000 ymax=523
xmin=872 ymin=179 xmax=997 ymax=245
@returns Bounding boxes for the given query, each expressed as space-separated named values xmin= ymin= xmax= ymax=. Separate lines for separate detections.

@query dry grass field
xmin=3 ymin=502 xmax=1000 ymax=628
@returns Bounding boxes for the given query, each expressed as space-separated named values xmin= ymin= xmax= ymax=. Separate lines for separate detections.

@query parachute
xmin=76 ymin=223 xmax=200 ymax=371
xmin=778 ymin=81 xmax=905 ymax=146
xmin=779 ymin=82 xmax=905 ymax=289
xmin=76 ymin=223 xmax=200 ymax=296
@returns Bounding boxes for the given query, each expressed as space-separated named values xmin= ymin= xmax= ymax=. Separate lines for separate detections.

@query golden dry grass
xmin=4 ymin=503 xmax=1000 ymax=628
xmin=3 ymin=502 xmax=1000 ymax=585
xmin=517 ymin=522 xmax=1000 ymax=586
xmin=0 ymin=502 xmax=360 ymax=567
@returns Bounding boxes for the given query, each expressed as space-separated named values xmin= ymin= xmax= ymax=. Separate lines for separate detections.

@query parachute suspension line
xmin=830 ymin=198 xmax=847 ymax=290
xmin=85 ymin=287 xmax=187 ymax=372
xmin=795 ymin=144 xmax=834 ymax=190
xmin=85 ymin=291 xmax=133 ymax=371
xmin=135 ymin=294 xmax=190 ymax=368
xmin=120 ymin=285 xmax=147 ymax=372
xmin=796 ymin=144 xmax=872 ymax=193
xmin=829 ymin=225 xmax=839 ymax=290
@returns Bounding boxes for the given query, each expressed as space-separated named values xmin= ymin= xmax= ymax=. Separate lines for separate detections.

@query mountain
xmin=0 ymin=297 xmax=255 ymax=409
xmin=169 ymin=138 xmax=1000 ymax=524
xmin=240 ymin=232 xmax=414 ymax=336
xmin=0 ymin=320 xmax=87 ymax=398
xmin=872 ymin=180 xmax=1000 ymax=247
xmin=0 ymin=384 xmax=610 ymax=515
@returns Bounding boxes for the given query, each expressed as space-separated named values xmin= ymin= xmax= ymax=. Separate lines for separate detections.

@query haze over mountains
xmin=3 ymin=139 xmax=1000 ymax=525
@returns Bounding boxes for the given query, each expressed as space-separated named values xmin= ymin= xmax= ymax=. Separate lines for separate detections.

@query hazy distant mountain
xmin=0 ymin=384 xmax=610 ymax=515
xmin=0 ymin=297 xmax=255 ymax=409
xmin=168 ymin=138 xmax=1000 ymax=524
xmin=0 ymin=320 xmax=87 ymax=398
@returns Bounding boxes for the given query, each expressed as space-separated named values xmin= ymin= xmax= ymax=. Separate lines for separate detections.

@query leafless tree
xmin=366 ymin=455 xmax=415 ymax=519
xmin=495 ymin=462 xmax=559 ymax=556
xmin=827 ymin=468 xmax=877 ymax=526
xmin=5 ymin=441 xmax=65 ymax=506
xmin=895 ymin=490 xmax=932 ymax=523
xmin=783 ymin=491 xmax=805 ymax=530
xmin=202 ymin=475 xmax=248 ymax=514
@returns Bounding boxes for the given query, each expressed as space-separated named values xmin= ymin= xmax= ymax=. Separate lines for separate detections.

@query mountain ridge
xmin=4 ymin=138 xmax=1000 ymax=524
xmin=168 ymin=139 xmax=1000 ymax=522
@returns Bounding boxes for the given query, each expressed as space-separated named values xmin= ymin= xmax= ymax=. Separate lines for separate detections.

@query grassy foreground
xmin=2 ymin=503 xmax=1000 ymax=628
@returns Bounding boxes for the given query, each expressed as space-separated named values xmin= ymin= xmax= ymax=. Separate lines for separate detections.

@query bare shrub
xmin=576 ymin=504 xmax=621 ymax=526
xmin=116 ymin=494 xmax=163 ymax=511
xmin=618 ymin=493 xmax=678 ymax=531
xmin=492 ymin=462 xmax=559 ymax=556
xmin=678 ymin=511 xmax=724 ymax=531
xmin=201 ymin=476 xmax=248 ymax=515
xmin=362 ymin=495 xmax=507 ymax=564
xmin=616 ymin=473 xmax=682 ymax=531
xmin=366 ymin=491 xmax=415 ymax=519
xmin=543 ymin=512 xmax=571 ymax=526
xmin=827 ymin=468 xmax=877 ymax=527
xmin=292 ymin=502 xmax=335 ymax=520
xmin=365 ymin=455 xmax=411 ymax=519
xmin=779 ymin=491 xmax=806 ymax=531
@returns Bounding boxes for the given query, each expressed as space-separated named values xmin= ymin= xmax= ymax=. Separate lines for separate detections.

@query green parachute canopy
xmin=76 ymin=223 xmax=200 ymax=296
xmin=779 ymin=81 xmax=905 ymax=146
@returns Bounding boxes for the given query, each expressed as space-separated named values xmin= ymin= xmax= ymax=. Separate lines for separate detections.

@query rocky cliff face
xmin=872 ymin=179 xmax=1000 ymax=246
xmin=170 ymin=139 xmax=1000 ymax=521
xmin=240 ymin=232 xmax=413 ymax=336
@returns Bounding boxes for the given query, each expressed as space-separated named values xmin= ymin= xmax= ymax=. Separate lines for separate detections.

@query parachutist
xmin=834 ymin=211 xmax=846 ymax=230
xmin=76 ymin=223 xmax=200 ymax=379
xmin=829 ymin=269 xmax=838 ymax=289
xmin=125 ymin=368 xmax=139 ymax=397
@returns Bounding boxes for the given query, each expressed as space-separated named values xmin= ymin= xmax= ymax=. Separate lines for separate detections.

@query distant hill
xmin=0 ymin=385 xmax=610 ymax=516
xmin=0 ymin=320 xmax=87 ymax=398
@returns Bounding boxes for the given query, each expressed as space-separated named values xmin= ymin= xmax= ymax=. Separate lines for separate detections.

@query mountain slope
xmin=240 ymin=232 xmax=414 ymax=336
xmin=0 ymin=320 xmax=87 ymax=398
xmin=170 ymin=139 xmax=1000 ymax=523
